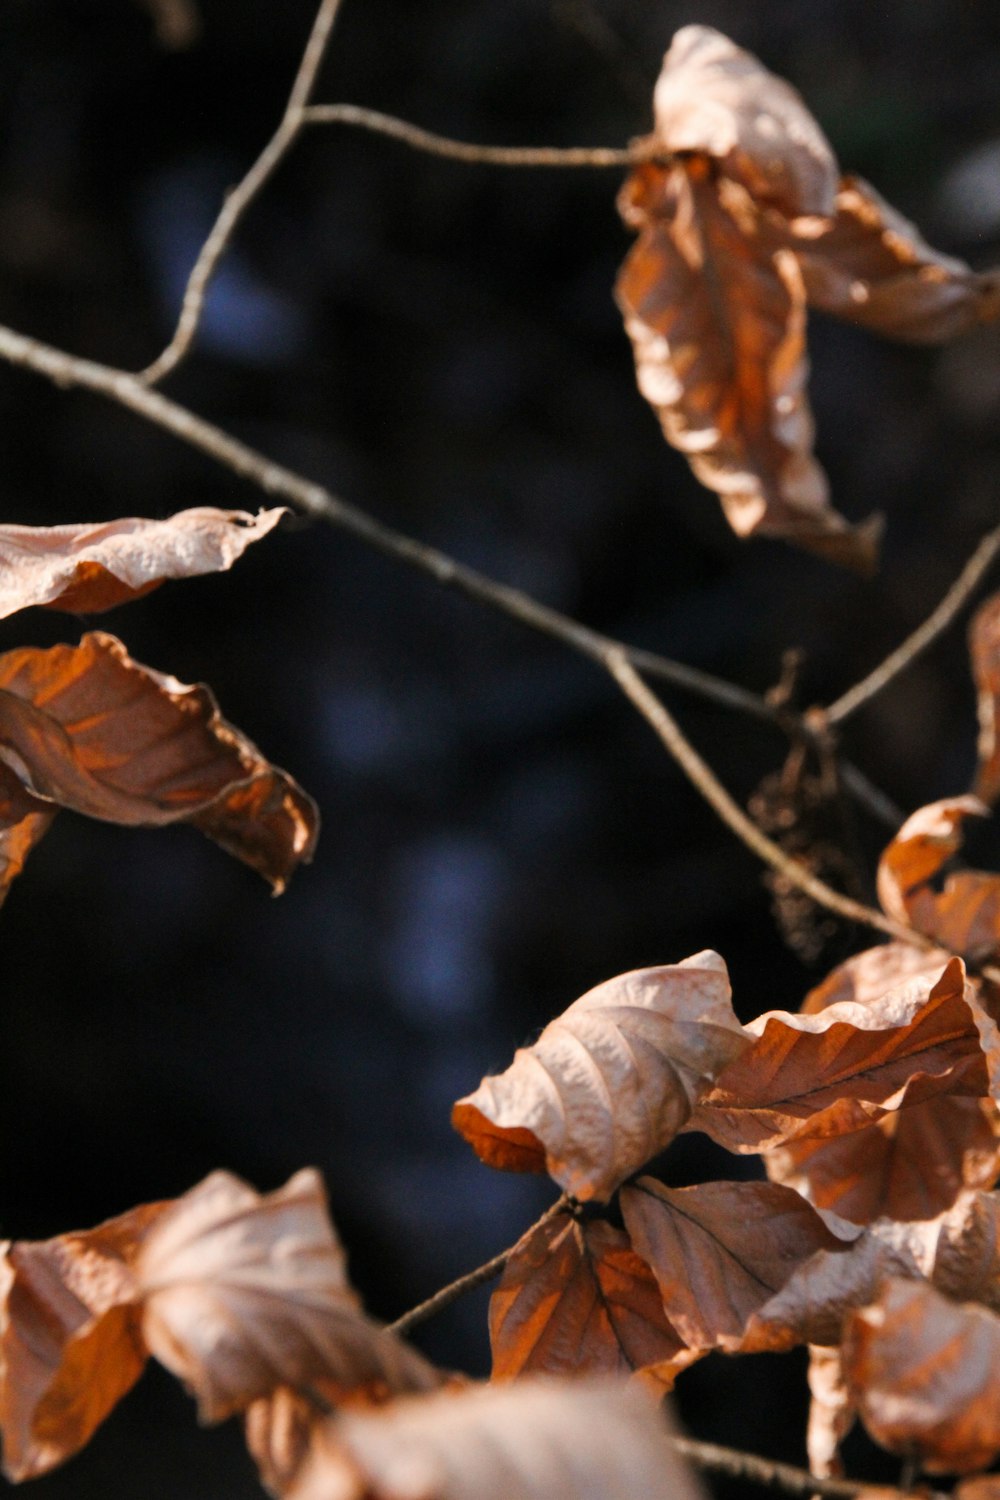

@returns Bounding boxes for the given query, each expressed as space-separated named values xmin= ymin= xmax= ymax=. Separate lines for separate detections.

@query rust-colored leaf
xmin=689 ymin=958 xmax=993 ymax=1154
xmin=843 ymin=1277 xmax=1000 ymax=1473
xmin=489 ymin=1213 xmax=684 ymax=1381
xmin=0 ymin=631 xmax=318 ymax=896
xmin=971 ymin=592 xmax=1000 ymax=806
xmin=620 ymin=1178 xmax=845 ymax=1352
xmin=787 ymin=177 xmax=1000 ymax=344
xmin=0 ymin=507 xmax=286 ymax=619
xmin=284 ymin=1379 xmax=706 ymax=1500
xmin=0 ymin=1200 xmax=167 ymax=1481
xmin=646 ymin=26 xmax=838 ymax=218
xmin=616 ymin=161 xmax=878 ymax=572
xmin=137 ymin=1169 xmax=439 ymax=1424
xmin=876 ymin=797 xmax=1000 ymax=962
xmin=452 ymin=951 xmax=748 ymax=1201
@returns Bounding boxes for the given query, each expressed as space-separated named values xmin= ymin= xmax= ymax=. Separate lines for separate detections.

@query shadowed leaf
xmin=876 ymin=798 xmax=1000 ymax=962
xmin=971 ymin=592 xmax=1000 ymax=806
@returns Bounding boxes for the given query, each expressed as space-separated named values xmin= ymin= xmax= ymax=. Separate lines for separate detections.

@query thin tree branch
xmin=669 ymin=1436 xmax=914 ymax=1500
xmin=826 ymin=523 xmax=1000 ymax=726
xmin=138 ymin=0 xmax=347 ymax=386
xmin=385 ymin=1196 xmax=570 ymax=1338
xmin=604 ymin=649 xmax=930 ymax=948
xmin=302 ymin=103 xmax=654 ymax=168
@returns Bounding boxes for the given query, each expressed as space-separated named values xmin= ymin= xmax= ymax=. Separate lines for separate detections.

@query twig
xmin=604 ymin=649 xmax=929 ymax=948
xmin=669 ymin=1436 xmax=910 ymax=1500
xmin=302 ymin=104 xmax=655 ymax=169
xmin=138 ymin=0 xmax=347 ymax=385
xmin=826 ymin=523 xmax=1000 ymax=726
xmin=385 ymin=1196 xmax=570 ymax=1338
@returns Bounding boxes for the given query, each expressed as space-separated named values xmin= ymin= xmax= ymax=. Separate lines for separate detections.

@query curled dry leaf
xmin=876 ymin=797 xmax=1000 ymax=962
xmin=0 ymin=631 xmax=318 ymax=897
xmin=137 ymin=1168 xmax=440 ymax=1425
xmin=0 ymin=1200 xmax=167 ymax=1481
xmin=489 ymin=1212 xmax=684 ymax=1382
xmin=619 ymin=1178 xmax=845 ymax=1353
xmin=970 ymin=591 xmax=1000 ymax=806
xmin=616 ymin=162 xmax=878 ymax=572
xmin=0 ymin=507 xmax=286 ymax=620
xmin=806 ymin=1345 xmax=854 ymax=1478
xmin=800 ymin=941 xmax=954 ymax=1014
xmin=285 ymin=1378 xmax=705 ymax=1500
xmin=786 ymin=177 xmax=1000 ymax=344
xmin=452 ymin=951 xmax=748 ymax=1201
xmin=843 ymin=1277 xmax=1000 ymax=1473
xmin=689 ymin=958 xmax=994 ymax=1155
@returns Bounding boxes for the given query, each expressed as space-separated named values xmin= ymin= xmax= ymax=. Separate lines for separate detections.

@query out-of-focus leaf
xmin=489 ymin=1213 xmax=683 ymax=1381
xmin=876 ymin=798 xmax=1000 ymax=962
xmin=806 ymin=1345 xmax=854 ymax=1478
xmin=646 ymin=26 xmax=838 ymax=218
xmin=0 ymin=508 xmax=285 ymax=619
xmin=620 ymin=1178 xmax=845 ymax=1351
xmin=284 ymin=1379 xmax=706 ymax=1500
xmin=0 ymin=631 xmax=318 ymax=895
xmin=452 ymin=952 xmax=747 ymax=1201
xmin=137 ymin=1169 xmax=440 ymax=1425
xmin=0 ymin=1201 xmax=167 ymax=1481
xmin=689 ymin=958 xmax=993 ymax=1154
xmin=616 ymin=162 xmax=878 ymax=572
xmin=843 ymin=1277 xmax=1000 ymax=1473
xmin=800 ymin=941 xmax=953 ymax=1014
xmin=970 ymin=592 xmax=1000 ymax=806
xmin=787 ymin=178 xmax=1000 ymax=343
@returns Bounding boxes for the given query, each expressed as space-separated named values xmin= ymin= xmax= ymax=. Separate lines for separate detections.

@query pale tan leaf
xmin=648 ymin=26 xmax=839 ymax=218
xmin=616 ymin=162 xmax=879 ymax=572
xmin=284 ymin=1379 xmax=706 ymax=1500
xmin=843 ymin=1277 xmax=1000 ymax=1473
xmin=0 ymin=1200 xmax=167 ymax=1480
xmin=452 ymin=951 xmax=748 ymax=1201
xmin=970 ymin=592 xmax=1000 ymax=806
xmin=137 ymin=1168 xmax=439 ymax=1424
xmin=0 ymin=631 xmax=318 ymax=893
xmin=620 ymin=1178 xmax=845 ymax=1352
xmin=489 ymin=1213 xmax=684 ymax=1381
xmin=788 ymin=177 xmax=1000 ymax=343
xmin=876 ymin=797 xmax=1000 ymax=962
xmin=801 ymin=941 xmax=953 ymax=1015
xmin=689 ymin=958 xmax=993 ymax=1154
xmin=806 ymin=1345 xmax=854 ymax=1478
xmin=0 ymin=507 xmax=286 ymax=619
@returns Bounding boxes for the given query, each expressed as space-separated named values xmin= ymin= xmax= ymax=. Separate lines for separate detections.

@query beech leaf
xmin=620 ymin=1178 xmax=845 ymax=1352
xmin=0 ymin=1200 xmax=167 ymax=1481
xmin=137 ymin=1168 xmax=439 ymax=1424
xmin=0 ymin=631 xmax=318 ymax=896
xmin=0 ymin=507 xmax=286 ymax=619
xmin=970 ymin=591 xmax=1000 ymax=806
xmin=876 ymin=797 xmax=1000 ymax=962
xmin=806 ymin=1345 xmax=855 ymax=1479
xmin=843 ymin=1277 xmax=1000 ymax=1473
xmin=452 ymin=951 xmax=748 ymax=1201
xmin=284 ymin=1378 xmax=706 ymax=1500
xmin=688 ymin=958 xmax=994 ymax=1154
xmin=489 ymin=1212 xmax=684 ymax=1381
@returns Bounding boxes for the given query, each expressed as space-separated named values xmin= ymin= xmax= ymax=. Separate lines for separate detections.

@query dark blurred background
xmin=0 ymin=0 xmax=999 ymax=1494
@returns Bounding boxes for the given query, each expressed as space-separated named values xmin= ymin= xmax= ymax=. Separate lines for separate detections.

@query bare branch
xmin=138 ymin=0 xmax=347 ymax=386
xmin=385 ymin=1196 xmax=570 ymax=1339
xmin=604 ymin=649 xmax=928 ymax=948
xmin=669 ymin=1435 xmax=917 ymax=1500
xmin=303 ymin=104 xmax=652 ymax=169
xmin=826 ymin=522 xmax=1000 ymax=726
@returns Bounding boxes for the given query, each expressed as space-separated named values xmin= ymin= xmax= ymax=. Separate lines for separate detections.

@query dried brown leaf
xmin=137 ymin=1168 xmax=439 ymax=1424
xmin=0 ymin=631 xmax=318 ymax=895
xmin=971 ymin=592 xmax=1000 ymax=806
xmin=452 ymin=951 xmax=748 ymax=1201
xmin=284 ymin=1378 xmax=706 ymax=1500
xmin=0 ymin=1200 xmax=167 ymax=1480
xmin=843 ymin=1277 xmax=1000 ymax=1473
xmin=616 ymin=161 xmax=879 ymax=572
xmin=806 ymin=1345 xmax=854 ymax=1478
xmin=0 ymin=507 xmax=285 ymax=619
xmin=619 ymin=1178 xmax=845 ymax=1352
xmin=689 ymin=958 xmax=993 ymax=1154
xmin=801 ymin=941 xmax=954 ymax=1015
xmin=876 ymin=797 xmax=1000 ymax=962
xmin=489 ymin=1213 xmax=683 ymax=1381
xmin=788 ymin=177 xmax=1000 ymax=343
xmin=647 ymin=26 xmax=839 ymax=218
